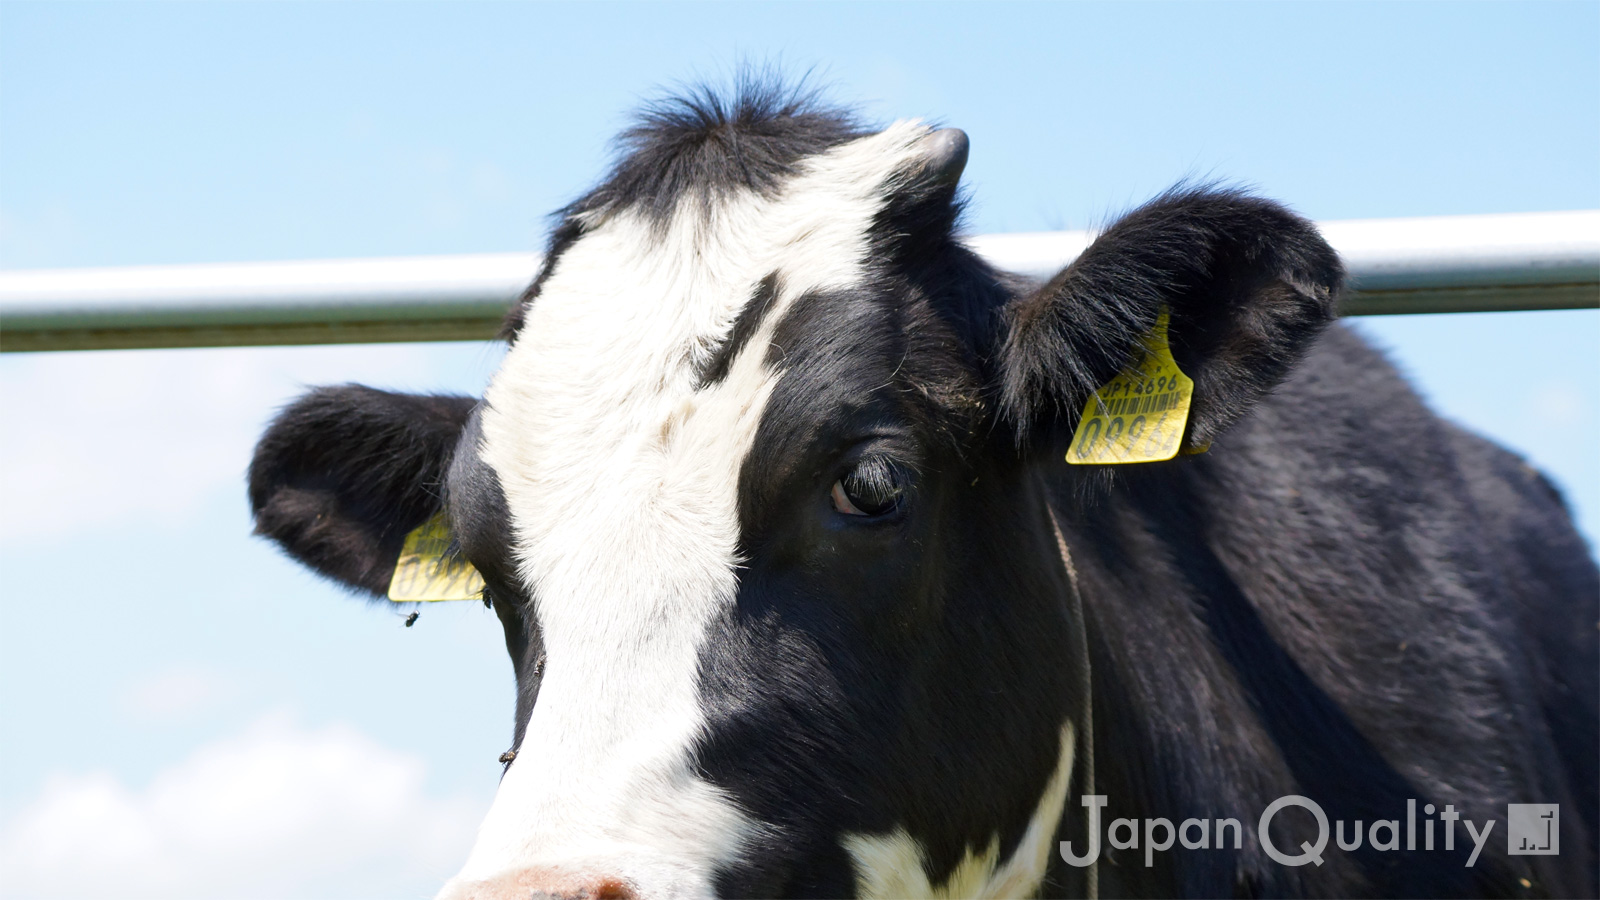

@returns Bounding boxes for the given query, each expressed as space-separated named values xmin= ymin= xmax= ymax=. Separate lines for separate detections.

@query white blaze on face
xmin=439 ymin=122 xmax=939 ymax=898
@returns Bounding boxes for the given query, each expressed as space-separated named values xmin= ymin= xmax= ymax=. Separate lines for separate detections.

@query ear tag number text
xmin=1067 ymin=308 xmax=1196 ymax=465
xmin=388 ymin=513 xmax=485 ymax=602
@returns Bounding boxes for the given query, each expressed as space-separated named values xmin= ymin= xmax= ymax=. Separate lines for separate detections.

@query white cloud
xmin=0 ymin=343 xmax=499 ymax=544
xmin=0 ymin=713 xmax=485 ymax=899
xmin=118 ymin=665 xmax=234 ymax=725
xmin=1531 ymin=382 xmax=1586 ymax=425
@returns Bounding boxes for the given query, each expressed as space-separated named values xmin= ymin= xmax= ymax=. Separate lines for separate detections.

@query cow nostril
xmin=591 ymin=879 xmax=634 ymax=900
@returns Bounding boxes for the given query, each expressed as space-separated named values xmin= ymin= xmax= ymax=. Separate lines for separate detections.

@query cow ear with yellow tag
xmin=994 ymin=188 xmax=1344 ymax=461
xmin=250 ymin=385 xmax=479 ymax=598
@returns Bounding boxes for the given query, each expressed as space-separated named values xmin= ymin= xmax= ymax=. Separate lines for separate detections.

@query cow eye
xmin=830 ymin=457 xmax=907 ymax=517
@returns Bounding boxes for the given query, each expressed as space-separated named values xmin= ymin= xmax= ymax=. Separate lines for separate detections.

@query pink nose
xmin=439 ymin=869 xmax=637 ymax=900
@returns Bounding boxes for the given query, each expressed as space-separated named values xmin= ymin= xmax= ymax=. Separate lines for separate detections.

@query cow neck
xmin=1046 ymin=502 xmax=1097 ymax=900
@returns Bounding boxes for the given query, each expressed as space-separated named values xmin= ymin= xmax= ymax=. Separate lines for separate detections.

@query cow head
xmin=249 ymin=87 xmax=1341 ymax=899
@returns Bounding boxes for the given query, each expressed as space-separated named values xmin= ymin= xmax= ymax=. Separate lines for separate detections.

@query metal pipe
xmin=2 ymin=211 xmax=1595 ymax=353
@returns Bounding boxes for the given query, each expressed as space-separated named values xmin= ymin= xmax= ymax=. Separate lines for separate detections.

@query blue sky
xmin=1 ymin=3 xmax=1596 ymax=897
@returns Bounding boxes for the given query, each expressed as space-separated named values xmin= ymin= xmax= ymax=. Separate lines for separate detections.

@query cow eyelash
xmin=830 ymin=456 xmax=909 ymax=518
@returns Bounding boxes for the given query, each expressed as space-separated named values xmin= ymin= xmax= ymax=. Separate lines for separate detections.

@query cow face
xmin=250 ymin=89 xmax=1341 ymax=900
xmin=444 ymin=111 xmax=1085 ymax=900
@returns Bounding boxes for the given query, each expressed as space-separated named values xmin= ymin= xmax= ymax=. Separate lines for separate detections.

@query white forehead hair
xmin=442 ymin=120 xmax=937 ymax=897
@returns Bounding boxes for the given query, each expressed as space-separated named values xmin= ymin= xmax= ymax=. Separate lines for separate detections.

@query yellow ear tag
xmin=1067 ymin=308 xmax=1196 ymax=465
xmin=387 ymin=512 xmax=485 ymax=602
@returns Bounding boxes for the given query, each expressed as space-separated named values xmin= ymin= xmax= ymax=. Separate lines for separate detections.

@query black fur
xmin=248 ymin=84 xmax=1599 ymax=899
xmin=248 ymin=385 xmax=475 ymax=596
xmin=591 ymin=81 xmax=863 ymax=229
xmin=697 ymin=272 xmax=782 ymax=389
xmin=447 ymin=410 xmax=547 ymax=756
xmin=705 ymin=282 xmax=1072 ymax=896
xmin=1041 ymin=327 xmax=1597 ymax=898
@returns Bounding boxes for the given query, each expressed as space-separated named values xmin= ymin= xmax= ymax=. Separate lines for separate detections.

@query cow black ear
xmin=248 ymin=385 xmax=477 ymax=597
xmin=995 ymin=187 xmax=1344 ymax=454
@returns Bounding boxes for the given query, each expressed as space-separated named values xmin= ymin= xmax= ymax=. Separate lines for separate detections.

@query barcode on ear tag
xmin=1067 ymin=308 xmax=1196 ymax=465
xmin=387 ymin=512 xmax=485 ymax=602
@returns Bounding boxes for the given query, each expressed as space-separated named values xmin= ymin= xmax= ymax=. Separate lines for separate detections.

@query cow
xmin=248 ymin=85 xmax=1598 ymax=900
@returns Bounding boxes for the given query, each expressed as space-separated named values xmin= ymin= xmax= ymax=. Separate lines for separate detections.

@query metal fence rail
xmin=2 ymin=210 xmax=1595 ymax=353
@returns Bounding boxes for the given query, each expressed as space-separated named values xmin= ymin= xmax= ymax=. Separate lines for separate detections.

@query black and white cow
xmin=249 ymin=87 xmax=1598 ymax=899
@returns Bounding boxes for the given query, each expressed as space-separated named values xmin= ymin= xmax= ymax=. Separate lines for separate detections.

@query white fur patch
xmin=441 ymin=122 xmax=942 ymax=898
xmin=841 ymin=724 xmax=1076 ymax=900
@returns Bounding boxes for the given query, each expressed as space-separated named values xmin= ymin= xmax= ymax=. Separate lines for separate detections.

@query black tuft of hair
xmin=592 ymin=74 xmax=863 ymax=225
xmin=501 ymin=74 xmax=864 ymax=340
